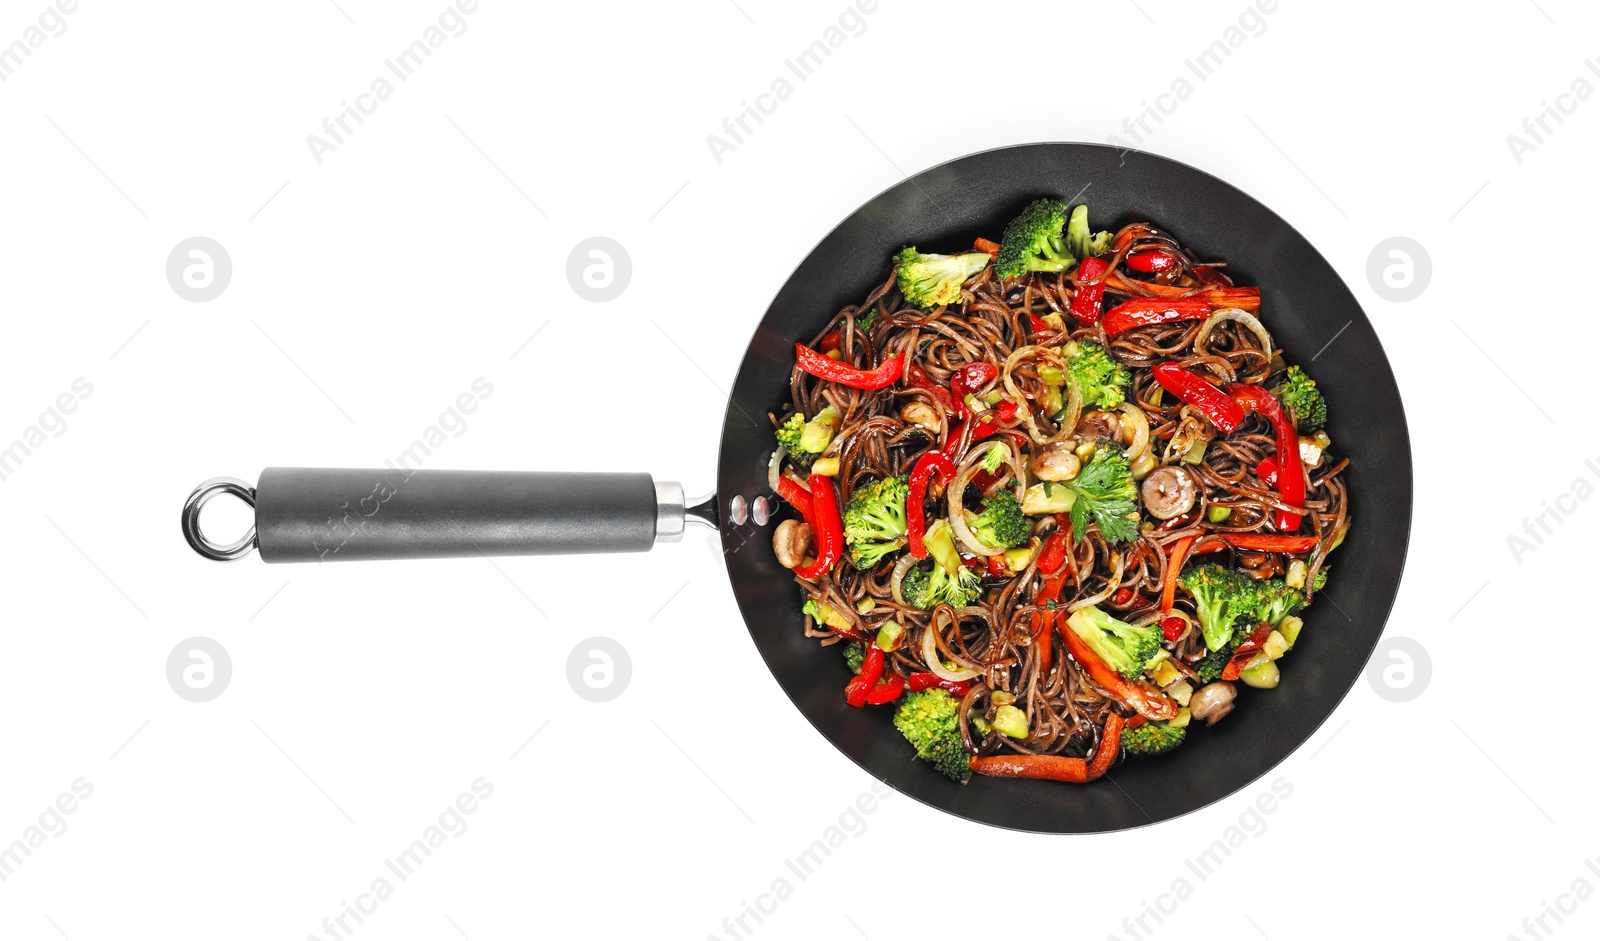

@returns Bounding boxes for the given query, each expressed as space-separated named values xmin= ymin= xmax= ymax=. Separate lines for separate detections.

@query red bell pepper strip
xmin=1257 ymin=456 xmax=1279 ymax=488
xmin=794 ymin=343 xmax=904 ymax=390
xmin=968 ymin=712 xmax=1124 ymax=783
xmin=792 ymin=473 xmax=843 ymax=579
xmin=1062 ymin=622 xmax=1179 ymax=721
xmin=1228 ymin=383 xmax=1305 ymax=532
xmin=1027 ymin=314 xmax=1051 ymax=336
xmin=1218 ymin=533 xmax=1319 ymax=553
xmin=1035 ymin=523 xmax=1071 ymax=576
xmin=818 ymin=330 xmax=843 ymax=353
xmin=906 ymin=451 xmax=956 ymax=559
xmin=1221 ymin=622 xmax=1273 ymax=681
xmin=939 ymin=401 xmax=1019 ymax=461
xmin=845 ymin=644 xmax=884 ymax=707
xmin=1069 ymin=257 xmax=1111 ymax=325
xmin=775 ymin=475 xmax=813 ymax=517
xmin=864 ymin=671 xmax=904 ymax=705
xmin=1125 ymin=249 xmax=1178 ymax=273
xmin=950 ymin=362 xmax=998 ymax=403
xmin=1112 ymin=587 xmax=1136 ymax=606
xmin=1102 ymin=297 xmax=1213 ymax=337
xmin=985 ymin=554 xmax=1010 ymax=579
xmin=1031 ymin=566 xmax=1071 ymax=674
xmin=1152 ymin=362 xmax=1245 ymax=434
xmin=908 ymin=672 xmax=972 ymax=695
xmin=905 ymin=362 xmax=961 ymax=416
xmin=1160 ymin=616 xmax=1186 ymax=642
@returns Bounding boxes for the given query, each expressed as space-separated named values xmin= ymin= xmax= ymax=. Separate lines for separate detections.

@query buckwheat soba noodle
xmin=769 ymin=200 xmax=1348 ymax=784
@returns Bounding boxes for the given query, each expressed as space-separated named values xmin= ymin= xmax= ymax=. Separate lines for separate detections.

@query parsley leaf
xmin=1066 ymin=447 xmax=1140 ymax=544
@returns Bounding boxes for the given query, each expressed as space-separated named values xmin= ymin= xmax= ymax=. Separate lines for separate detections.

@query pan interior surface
xmin=716 ymin=143 xmax=1411 ymax=833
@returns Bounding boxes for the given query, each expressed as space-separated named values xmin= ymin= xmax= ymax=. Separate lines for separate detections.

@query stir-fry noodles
xmin=770 ymin=199 xmax=1349 ymax=784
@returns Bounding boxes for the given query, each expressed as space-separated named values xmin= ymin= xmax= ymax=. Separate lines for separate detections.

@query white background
xmin=0 ymin=0 xmax=1592 ymax=939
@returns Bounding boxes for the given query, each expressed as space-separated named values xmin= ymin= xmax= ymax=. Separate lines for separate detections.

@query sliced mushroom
xmin=772 ymin=519 xmax=812 ymax=570
xmin=899 ymin=401 xmax=941 ymax=433
xmin=1073 ymin=409 xmax=1121 ymax=442
xmin=1189 ymin=681 xmax=1237 ymax=726
xmin=1030 ymin=439 xmax=1082 ymax=482
xmin=1140 ymin=465 xmax=1197 ymax=520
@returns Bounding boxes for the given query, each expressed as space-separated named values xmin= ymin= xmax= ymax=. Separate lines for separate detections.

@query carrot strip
xmin=1086 ymin=712 xmax=1125 ymax=780
xmin=967 ymin=711 xmax=1125 ymax=783
xmin=974 ymin=237 xmax=1001 ymax=257
xmin=969 ymin=753 xmax=1089 ymax=783
xmin=1160 ymin=535 xmax=1196 ymax=614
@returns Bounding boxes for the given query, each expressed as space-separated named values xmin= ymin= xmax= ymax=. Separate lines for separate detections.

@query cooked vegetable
xmin=843 ymin=641 xmax=866 ymax=673
xmin=1194 ymin=644 xmax=1231 ymax=684
xmin=900 ymin=519 xmax=982 ymax=609
xmin=772 ymin=519 xmax=812 ymax=570
xmin=1179 ymin=563 xmax=1255 ymax=652
xmin=793 ymin=343 xmax=904 ymax=390
xmin=894 ymin=246 xmax=991 ymax=309
xmin=893 ymin=688 xmax=972 ymax=782
xmin=799 ymin=405 xmax=840 ymax=454
xmin=1274 ymin=365 xmax=1328 ymax=433
xmin=1141 ymin=465 xmax=1197 ymax=521
xmin=1188 ymin=681 xmax=1236 ymax=725
xmin=1152 ymin=362 xmax=1243 ymax=434
xmin=792 ymin=473 xmax=843 ymax=580
xmin=995 ymin=199 xmax=1076 ymax=280
xmin=991 ymin=704 xmax=1029 ymax=739
xmin=1064 ymin=604 xmax=1161 ymax=680
xmin=1065 ymin=204 xmax=1113 ymax=261
xmin=1064 ymin=340 xmax=1131 ymax=409
xmin=1121 ymin=721 xmax=1188 ymax=757
xmin=1230 ymin=382 xmax=1305 ymax=532
xmin=842 ymin=475 xmax=910 ymax=568
xmin=966 ymin=491 xmax=1029 ymax=550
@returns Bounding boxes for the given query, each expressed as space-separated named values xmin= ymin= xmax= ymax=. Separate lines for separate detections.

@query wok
xmin=182 ymin=143 xmax=1411 ymax=832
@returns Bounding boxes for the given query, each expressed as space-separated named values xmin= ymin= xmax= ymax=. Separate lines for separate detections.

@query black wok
xmin=183 ymin=143 xmax=1412 ymax=833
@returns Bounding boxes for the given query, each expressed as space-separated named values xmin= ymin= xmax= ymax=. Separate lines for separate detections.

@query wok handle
xmin=181 ymin=468 xmax=716 ymax=563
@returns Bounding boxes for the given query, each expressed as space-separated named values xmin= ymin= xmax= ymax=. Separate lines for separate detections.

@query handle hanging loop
xmin=182 ymin=477 xmax=258 ymax=561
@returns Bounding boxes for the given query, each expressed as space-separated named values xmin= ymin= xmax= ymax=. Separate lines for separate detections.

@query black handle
xmin=251 ymin=467 xmax=664 ymax=563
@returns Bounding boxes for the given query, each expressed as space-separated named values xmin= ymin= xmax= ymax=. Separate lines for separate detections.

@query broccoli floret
xmin=900 ymin=519 xmax=982 ymax=610
xmin=843 ymin=641 xmax=865 ymax=674
xmin=894 ymin=246 xmax=990 ymax=309
xmin=1274 ymin=366 xmax=1327 ymax=434
xmin=1065 ymin=204 xmax=1114 ymax=260
xmin=995 ymin=199 xmax=1076 ymax=280
xmin=980 ymin=445 xmax=1007 ymax=474
xmin=1178 ymin=564 xmax=1257 ymax=652
xmin=893 ymin=688 xmax=972 ymax=782
xmin=1314 ymin=567 xmax=1329 ymax=592
xmin=1194 ymin=645 xmax=1230 ymax=684
xmin=1245 ymin=578 xmax=1306 ymax=626
xmin=775 ymin=413 xmax=806 ymax=456
xmin=966 ymin=491 xmax=1029 ymax=550
xmin=843 ymin=475 xmax=910 ymax=568
xmin=1064 ymin=604 xmax=1161 ymax=680
xmin=1122 ymin=721 xmax=1188 ymax=757
xmin=1065 ymin=340 xmax=1132 ymax=409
